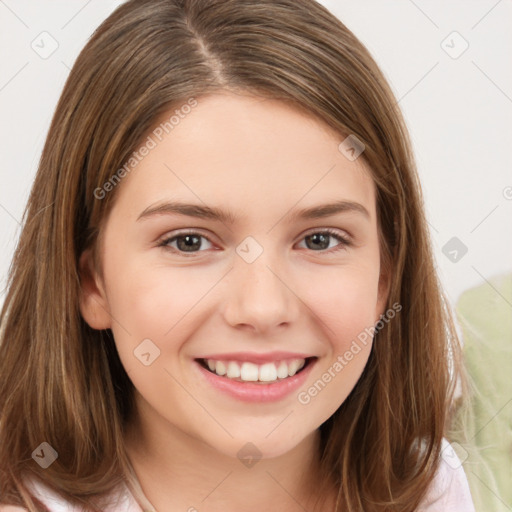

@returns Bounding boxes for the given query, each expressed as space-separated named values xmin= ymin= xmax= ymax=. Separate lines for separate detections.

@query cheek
xmin=294 ymin=266 xmax=378 ymax=418
xmin=104 ymin=257 xmax=231 ymax=386
xmin=103 ymin=265 xmax=210 ymax=414
xmin=106 ymin=259 xmax=215 ymax=338
xmin=302 ymin=262 xmax=381 ymax=349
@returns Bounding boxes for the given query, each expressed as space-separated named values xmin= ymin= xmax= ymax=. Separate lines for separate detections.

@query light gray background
xmin=0 ymin=1 xmax=511 ymax=309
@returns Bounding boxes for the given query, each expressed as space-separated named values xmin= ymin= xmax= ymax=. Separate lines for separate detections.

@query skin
xmin=79 ymin=91 xmax=390 ymax=511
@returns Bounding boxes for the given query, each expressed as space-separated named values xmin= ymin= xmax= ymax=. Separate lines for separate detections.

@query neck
xmin=123 ymin=393 xmax=336 ymax=512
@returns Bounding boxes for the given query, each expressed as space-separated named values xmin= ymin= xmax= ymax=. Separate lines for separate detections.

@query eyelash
xmin=157 ymin=228 xmax=352 ymax=257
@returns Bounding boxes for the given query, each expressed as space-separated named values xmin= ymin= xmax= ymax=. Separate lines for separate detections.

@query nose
xmin=222 ymin=249 xmax=300 ymax=334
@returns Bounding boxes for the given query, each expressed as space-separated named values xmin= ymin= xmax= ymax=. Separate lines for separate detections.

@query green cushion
xmin=451 ymin=272 xmax=512 ymax=511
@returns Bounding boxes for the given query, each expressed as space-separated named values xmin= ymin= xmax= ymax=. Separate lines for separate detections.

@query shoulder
xmin=417 ymin=438 xmax=475 ymax=511
xmin=18 ymin=474 xmax=143 ymax=512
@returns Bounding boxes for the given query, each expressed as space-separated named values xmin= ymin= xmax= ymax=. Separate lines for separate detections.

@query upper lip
xmin=196 ymin=351 xmax=315 ymax=364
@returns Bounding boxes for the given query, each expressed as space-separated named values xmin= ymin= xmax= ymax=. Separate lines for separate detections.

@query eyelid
xmin=300 ymin=226 xmax=352 ymax=242
xmin=159 ymin=228 xmax=212 ymax=239
xmin=157 ymin=228 xmax=216 ymax=248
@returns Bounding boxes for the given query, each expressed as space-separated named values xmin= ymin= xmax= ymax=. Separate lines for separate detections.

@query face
xmin=80 ymin=91 xmax=389 ymax=460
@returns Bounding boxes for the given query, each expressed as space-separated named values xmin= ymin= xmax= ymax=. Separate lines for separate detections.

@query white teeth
xmin=204 ymin=358 xmax=308 ymax=382
xmin=240 ymin=362 xmax=259 ymax=381
xmin=259 ymin=362 xmax=277 ymax=382
xmin=276 ymin=361 xmax=289 ymax=379
xmin=215 ymin=361 xmax=227 ymax=376
xmin=287 ymin=360 xmax=300 ymax=377
xmin=226 ymin=361 xmax=241 ymax=379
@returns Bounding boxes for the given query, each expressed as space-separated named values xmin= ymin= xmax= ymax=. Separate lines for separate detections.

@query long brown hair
xmin=0 ymin=0 xmax=464 ymax=510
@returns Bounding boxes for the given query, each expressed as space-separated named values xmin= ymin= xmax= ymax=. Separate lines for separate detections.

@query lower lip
xmin=193 ymin=359 xmax=316 ymax=403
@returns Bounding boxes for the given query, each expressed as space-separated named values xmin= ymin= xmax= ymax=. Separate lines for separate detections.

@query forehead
xmin=109 ymin=91 xmax=376 ymax=225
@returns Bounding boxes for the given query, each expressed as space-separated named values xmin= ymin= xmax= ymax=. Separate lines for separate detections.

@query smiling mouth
xmin=196 ymin=357 xmax=316 ymax=384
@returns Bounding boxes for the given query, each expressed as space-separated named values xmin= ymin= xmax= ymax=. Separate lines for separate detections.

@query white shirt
xmin=14 ymin=439 xmax=474 ymax=511
xmin=417 ymin=439 xmax=475 ymax=511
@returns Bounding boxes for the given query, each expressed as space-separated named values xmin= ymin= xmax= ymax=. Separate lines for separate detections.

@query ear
xmin=78 ymin=248 xmax=112 ymax=330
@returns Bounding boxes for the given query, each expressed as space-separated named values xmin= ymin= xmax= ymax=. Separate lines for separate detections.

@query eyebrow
xmin=136 ymin=199 xmax=370 ymax=224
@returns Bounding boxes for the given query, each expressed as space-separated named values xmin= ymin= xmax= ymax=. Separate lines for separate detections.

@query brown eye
xmin=298 ymin=229 xmax=351 ymax=252
xmin=159 ymin=231 xmax=214 ymax=254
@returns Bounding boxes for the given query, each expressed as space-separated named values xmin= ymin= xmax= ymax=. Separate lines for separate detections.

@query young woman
xmin=0 ymin=0 xmax=475 ymax=510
